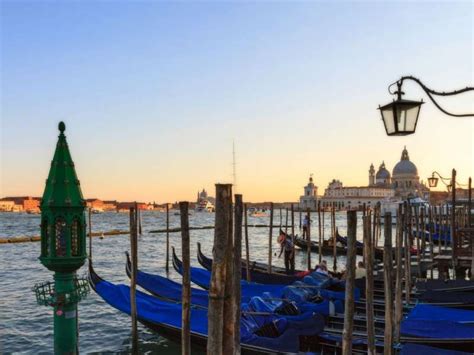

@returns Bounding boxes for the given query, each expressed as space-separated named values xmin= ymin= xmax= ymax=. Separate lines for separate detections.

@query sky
xmin=1 ymin=1 xmax=473 ymax=203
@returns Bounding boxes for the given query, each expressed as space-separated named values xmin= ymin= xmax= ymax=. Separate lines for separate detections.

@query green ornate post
xmin=34 ymin=122 xmax=89 ymax=354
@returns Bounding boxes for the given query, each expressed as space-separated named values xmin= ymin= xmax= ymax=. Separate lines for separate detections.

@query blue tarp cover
xmin=94 ymin=277 xmax=325 ymax=352
xmin=401 ymin=304 xmax=474 ymax=339
xmin=136 ymin=268 xmax=344 ymax=316
xmin=176 ymin=261 xmax=360 ymax=303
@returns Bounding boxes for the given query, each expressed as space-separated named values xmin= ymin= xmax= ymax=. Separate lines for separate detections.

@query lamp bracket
xmin=388 ymin=76 xmax=474 ymax=117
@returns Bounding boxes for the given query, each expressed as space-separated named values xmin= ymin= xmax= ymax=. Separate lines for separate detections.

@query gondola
xmin=415 ymin=278 xmax=474 ymax=293
xmin=197 ymin=242 xmax=303 ymax=284
xmin=127 ymin=252 xmax=345 ymax=316
xmin=89 ymin=261 xmax=327 ymax=354
xmin=294 ymin=233 xmax=385 ymax=260
xmin=130 ymin=254 xmax=474 ymax=353
xmin=198 ymin=241 xmax=302 ymax=276
xmin=413 ymin=229 xmax=451 ymax=245
xmin=176 ymin=248 xmax=474 ymax=310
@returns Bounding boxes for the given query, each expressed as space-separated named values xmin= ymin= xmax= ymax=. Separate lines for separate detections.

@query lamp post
xmin=379 ymin=76 xmax=474 ymax=136
xmin=34 ymin=122 xmax=89 ymax=354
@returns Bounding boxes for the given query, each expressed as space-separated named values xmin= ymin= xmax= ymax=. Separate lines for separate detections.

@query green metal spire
xmin=41 ymin=122 xmax=85 ymax=208
xmin=39 ymin=121 xmax=87 ymax=272
xmin=35 ymin=122 xmax=89 ymax=354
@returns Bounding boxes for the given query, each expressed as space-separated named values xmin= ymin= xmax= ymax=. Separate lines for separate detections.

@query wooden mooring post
xmin=179 ymin=202 xmax=191 ymax=355
xmin=363 ymin=214 xmax=375 ymax=354
xmin=394 ymin=204 xmax=403 ymax=342
xmin=284 ymin=208 xmax=289 ymax=234
xmin=244 ymin=203 xmax=251 ymax=282
xmin=129 ymin=207 xmax=138 ymax=353
xmin=306 ymin=208 xmax=311 ymax=271
xmin=138 ymin=208 xmax=142 ymax=235
xmin=332 ymin=206 xmax=337 ymax=272
xmin=318 ymin=201 xmax=322 ymax=264
xmin=404 ymin=203 xmax=411 ymax=304
xmin=268 ymin=202 xmax=274 ymax=273
xmin=88 ymin=208 xmax=92 ymax=261
xmin=342 ymin=210 xmax=357 ymax=355
xmin=414 ymin=206 xmax=422 ymax=277
xmin=233 ymin=194 xmax=243 ymax=354
xmin=222 ymin=188 xmax=235 ymax=355
xmin=207 ymin=184 xmax=233 ymax=355
xmin=165 ymin=204 xmax=170 ymax=273
xmin=291 ymin=204 xmax=295 ymax=273
xmin=428 ymin=206 xmax=434 ymax=279
xmin=469 ymin=177 xmax=472 ymax=226
xmin=383 ymin=212 xmax=394 ymax=354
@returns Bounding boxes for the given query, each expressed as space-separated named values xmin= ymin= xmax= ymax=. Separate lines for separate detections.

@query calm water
xmin=0 ymin=210 xmax=370 ymax=354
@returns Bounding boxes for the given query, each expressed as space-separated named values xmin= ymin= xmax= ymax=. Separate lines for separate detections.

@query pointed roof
xmin=401 ymin=146 xmax=410 ymax=160
xmin=41 ymin=122 xmax=85 ymax=208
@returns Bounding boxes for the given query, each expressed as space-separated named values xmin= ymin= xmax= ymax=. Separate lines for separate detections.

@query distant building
xmin=0 ymin=200 xmax=15 ymax=212
xmin=116 ymin=202 xmax=148 ymax=212
xmin=321 ymin=147 xmax=429 ymax=210
xmin=86 ymin=199 xmax=104 ymax=210
xmin=0 ymin=196 xmax=40 ymax=212
xmin=321 ymin=179 xmax=394 ymax=210
xmin=391 ymin=147 xmax=429 ymax=200
xmin=102 ymin=200 xmax=117 ymax=211
xmin=299 ymin=175 xmax=318 ymax=211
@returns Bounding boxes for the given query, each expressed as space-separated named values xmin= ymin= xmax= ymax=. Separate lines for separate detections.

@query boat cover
xmin=418 ymin=290 xmax=474 ymax=304
xmin=400 ymin=344 xmax=471 ymax=355
xmin=317 ymin=332 xmax=384 ymax=346
xmin=135 ymin=265 xmax=345 ymax=317
xmin=415 ymin=279 xmax=474 ymax=292
xmin=94 ymin=276 xmax=326 ymax=352
xmin=175 ymin=260 xmax=360 ymax=303
xmin=401 ymin=304 xmax=474 ymax=339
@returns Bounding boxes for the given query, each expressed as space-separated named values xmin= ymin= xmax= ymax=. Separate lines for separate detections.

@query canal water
xmin=0 ymin=210 xmax=369 ymax=354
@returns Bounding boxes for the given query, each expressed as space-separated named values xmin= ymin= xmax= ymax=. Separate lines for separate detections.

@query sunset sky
xmin=1 ymin=1 xmax=473 ymax=203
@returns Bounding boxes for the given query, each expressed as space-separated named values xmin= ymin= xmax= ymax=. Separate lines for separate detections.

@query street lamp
xmin=427 ymin=173 xmax=439 ymax=188
xmin=379 ymin=76 xmax=474 ymax=136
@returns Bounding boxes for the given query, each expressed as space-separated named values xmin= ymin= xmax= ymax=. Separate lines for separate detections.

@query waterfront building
xmin=116 ymin=202 xmax=148 ymax=212
xmin=321 ymin=179 xmax=394 ymax=210
xmin=102 ymin=200 xmax=117 ymax=211
xmin=0 ymin=200 xmax=15 ymax=212
xmin=0 ymin=196 xmax=40 ymax=212
xmin=86 ymin=198 xmax=104 ymax=211
xmin=321 ymin=147 xmax=429 ymax=210
xmin=299 ymin=175 xmax=318 ymax=211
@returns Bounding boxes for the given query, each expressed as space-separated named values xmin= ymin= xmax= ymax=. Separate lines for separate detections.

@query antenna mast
xmin=233 ymin=140 xmax=237 ymax=192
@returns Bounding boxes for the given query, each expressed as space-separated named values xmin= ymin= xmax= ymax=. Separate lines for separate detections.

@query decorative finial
xmin=58 ymin=121 xmax=66 ymax=133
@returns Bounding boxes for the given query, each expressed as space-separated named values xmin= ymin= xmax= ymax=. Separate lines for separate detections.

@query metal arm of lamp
xmin=388 ymin=76 xmax=474 ymax=117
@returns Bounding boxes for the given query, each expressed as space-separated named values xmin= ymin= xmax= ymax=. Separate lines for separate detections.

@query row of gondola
xmin=89 ymin=241 xmax=474 ymax=354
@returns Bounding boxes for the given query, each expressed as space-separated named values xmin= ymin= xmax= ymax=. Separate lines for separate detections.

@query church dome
xmin=393 ymin=147 xmax=418 ymax=176
xmin=376 ymin=162 xmax=391 ymax=180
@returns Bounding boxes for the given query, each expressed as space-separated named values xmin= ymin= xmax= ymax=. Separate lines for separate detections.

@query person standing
xmin=302 ymin=215 xmax=310 ymax=239
xmin=278 ymin=231 xmax=295 ymax=274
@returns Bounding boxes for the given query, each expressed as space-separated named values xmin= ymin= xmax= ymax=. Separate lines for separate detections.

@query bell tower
xmin=369 ymin=163 xmax=375 ymax=186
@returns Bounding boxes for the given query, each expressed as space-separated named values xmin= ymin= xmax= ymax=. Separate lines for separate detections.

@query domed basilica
xmin=320 ymin=147 xmax=429 ymax=210
xmin=369 ymin=147 xmax=429 ymax=199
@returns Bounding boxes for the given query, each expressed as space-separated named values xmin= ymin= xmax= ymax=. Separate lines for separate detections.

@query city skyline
xmin=2 ymin=1 xmax=473 ymax=202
